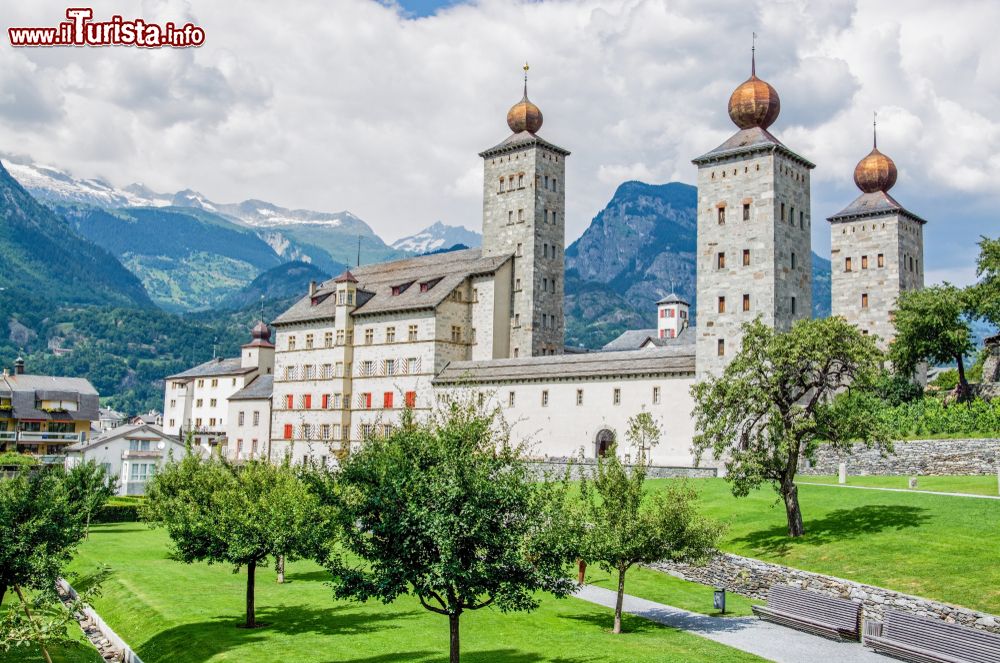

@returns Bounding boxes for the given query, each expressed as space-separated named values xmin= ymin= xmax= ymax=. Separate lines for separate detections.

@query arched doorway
xmin=595 ymin=429 xmax=615 ymax=457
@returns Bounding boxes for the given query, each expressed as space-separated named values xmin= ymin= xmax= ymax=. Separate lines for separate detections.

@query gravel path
xmin=574 ymin=584 xmax=887 ymax=663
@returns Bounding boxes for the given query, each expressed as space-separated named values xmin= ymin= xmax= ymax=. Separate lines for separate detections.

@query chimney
xmin=308 ymin=280 xmax=317 ymax=297
xmin=13 ymin=357 xmax=24 ymax=375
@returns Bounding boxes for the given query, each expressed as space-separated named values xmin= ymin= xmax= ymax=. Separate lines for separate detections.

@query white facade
xmin=66 ymin=424 xmax=186 ymax=496
xmin=657 ymin=296 xmax=690 ymax=340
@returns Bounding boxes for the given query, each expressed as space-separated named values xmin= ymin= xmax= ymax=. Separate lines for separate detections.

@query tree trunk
xmin=245 ymin=560 xmax=256 ymax=628
xmin=782 ymin=481 xmax=805 ymax=537
xmin=576 ymin=559 xmax=587 ymax=585
xmin=85 ymin=511 xmax=91 ymax=539
xmin=613 ymin=567 xmax=626 ymax=634
xmin=0 ymin=583 xmax=7 ymax=608
xmin=956 ymin=354 xmax=972 ymax=402
xmin=449 ymin=612 xmax=460 ymax=663
xmin=15 ymin=585 xmax=53 ymax=663
xmin=277 ymin=555 xmax=285 ymax=584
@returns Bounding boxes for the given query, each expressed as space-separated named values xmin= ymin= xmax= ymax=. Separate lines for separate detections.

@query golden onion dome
xmin=854 ymin=147 xmax=897 ymax=193
xmin=728 ymin=74 xmax=781 ymax=130
xmin=507 ymin=62 xmax=543 ymax=134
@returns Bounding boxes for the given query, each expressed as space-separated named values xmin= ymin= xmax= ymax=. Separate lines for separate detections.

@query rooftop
xmin=0 ymin=373 xmax=100 ymax=421
xmin=479 ymin=131 xmax=571 ymax=158
xmin=166 ymin=357 xmax=257 ymax=380
xmin=434 ymin=346 xmax=695 ymax=385
xmin=273 ymin=248 xmax=512 ymax=325
xmin=692 ymin=126 xmax=815 ymax=169
xmin=602 ymin=325 xmax=696 ymax=353
xmin=827 ymin=190 xmax=927 ymax=225
xmin=229 ymin=375 xmax=273 ymax=401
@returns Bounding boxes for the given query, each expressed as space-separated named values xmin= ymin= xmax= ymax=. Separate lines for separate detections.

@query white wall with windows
xmin=66 ymin=424 xmax=186 ymax=496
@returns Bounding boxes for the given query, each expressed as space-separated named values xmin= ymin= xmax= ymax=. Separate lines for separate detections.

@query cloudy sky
xmin=1 ymin=0 xmax=996 ymax=284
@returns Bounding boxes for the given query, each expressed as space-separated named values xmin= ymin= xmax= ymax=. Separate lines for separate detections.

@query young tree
xmin=692 ymin=317 xmax=889 ymax=537
xmin=579 ymin=445 xmax=721 ymax=634
xmin=330 ymin=405 xmax=577 ymax=663
xmin=625 ymin=411 xmax=662 ymax=463
xmin=890 ymin=285 xmax=976 ymax=401
xmin=0 ymin=469 xmax=83 ymax=609
xmin=144 ymin=456 xmax=327 ymax=627
xmin=64 ymin=460 xmax=117 ymax=538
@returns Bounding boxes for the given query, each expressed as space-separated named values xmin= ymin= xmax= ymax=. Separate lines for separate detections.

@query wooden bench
xmin=750 ymin=584 xmax=861 ymax=641
xmin=864 ymin=609 xmax=1000 ymax=663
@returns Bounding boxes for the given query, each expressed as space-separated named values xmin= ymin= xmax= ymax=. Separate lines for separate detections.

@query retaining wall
xmin=653 ymin=553 xmax=999 ymax=634
xmin=798 ymin=438 xmax=1000 ymax=476
xmin=526 ymin=459 xmax=717 ymax=480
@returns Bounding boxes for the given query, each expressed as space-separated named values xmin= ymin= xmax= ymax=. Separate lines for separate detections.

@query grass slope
xmin=64 ymin=525 xmax=761 ymax=663
xmin=642 ymin=479 xmax=1000 ymax=614
xmin=0 ymin=594 xmax=103 ymax=663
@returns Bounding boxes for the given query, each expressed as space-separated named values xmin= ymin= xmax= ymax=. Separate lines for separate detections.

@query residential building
xmin=224 ymin=375 xmax=273 ymax=462
xmin=162 ymin=321 xmax=274 ymax=449
xmin=0 ymin=358 xmax=98 ymax=464
xmin=66 ymin=423 xmax=185 ymax=496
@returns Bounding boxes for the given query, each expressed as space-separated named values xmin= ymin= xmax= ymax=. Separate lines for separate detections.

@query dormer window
xmin=391 ymin=281 xmax=414 ymax=296
xmin=419 ymin=277 xmax=443 ymax=293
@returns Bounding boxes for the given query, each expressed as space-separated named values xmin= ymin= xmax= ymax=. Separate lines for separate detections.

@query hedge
xmin=92 ymin=502 xmax=142 ymax=523
xmin=878 ymin=398 xmax=1000 ymax=439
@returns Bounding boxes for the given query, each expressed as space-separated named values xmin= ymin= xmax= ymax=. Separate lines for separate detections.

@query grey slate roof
xmin=601 ymin=325 xmax=696 ymax=352
xmin=1 ymin=373 xmax=99 ymax=422
xmin=166 ymin=357 xmax=256 ymax=380
xmin=434 ymin=346 xmax=695 ymax=385
xmin=229 ymin=375 xmax=273 ymax=401
xmin=657 ymin=293 xmax=689 ymax=306
xmin=479 ymin=131 xmax=571 ymax=158
xmin=692 ymin=126 xmax=815 ymax=168
xmin=68 ymin=423 xmax=181 ymax=453
xmin=827 ymin=190 xmax=927 ymax=224
xmin=273 ymin=248 xmax=513 ymax=325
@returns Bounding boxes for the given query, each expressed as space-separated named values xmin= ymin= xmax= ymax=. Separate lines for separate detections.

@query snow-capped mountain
xmin=391 ymin=221 xmax=482 ymax=254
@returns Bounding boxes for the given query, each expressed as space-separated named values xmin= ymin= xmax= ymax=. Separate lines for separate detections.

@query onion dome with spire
xmin=854 ymin=119 xmax=897 ymax=193
xmin=727 ymin=46 xmax=780 ymax=130
xmin=506 ymin=62 xmax=543 ymax=134
xmin=243 ymin=320 xmax=274 ymax=348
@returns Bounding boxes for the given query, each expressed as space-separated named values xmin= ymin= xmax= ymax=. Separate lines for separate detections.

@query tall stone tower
xmin=828 ymin=124 xmax=925 ymax=347
xmin=692 ymin=51 xmax=814 ymax=378
xmin=479 ymin=65 xmax=569 ymax=358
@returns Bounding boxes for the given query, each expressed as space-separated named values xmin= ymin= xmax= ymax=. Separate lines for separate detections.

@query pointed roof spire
xmin=523 ymin=61 xmax=529 ymax=98
xmin=873 ymin=110 xmax=878 ymax=149
xmin=334 ymin=269 xmax=358 ymax=284
xmin=751 ymin=32 xmax=757 ymax=76
xmin=507 ymin=62 xmax=543 ymax=134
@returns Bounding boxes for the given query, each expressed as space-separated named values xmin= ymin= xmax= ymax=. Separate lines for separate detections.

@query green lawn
xmin=58 ymin=524 xmax=762 ymax=663
xmin=586 ymin=565 xmax=760 ymax=617
xmin=641 ymin=479 xmax=1000 ymax=614
xmin=799 ymin=474 xmax=1000 ymax=496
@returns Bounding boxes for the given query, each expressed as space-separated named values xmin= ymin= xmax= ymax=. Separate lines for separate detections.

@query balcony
xmin=16 ymin=431 xmax=86 ymax=444
xmin=122 ymin=449 xmax=163 ymax=459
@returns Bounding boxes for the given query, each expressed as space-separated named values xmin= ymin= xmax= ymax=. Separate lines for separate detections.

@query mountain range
xmin=0 ymin=154 xmax=839 ymax=412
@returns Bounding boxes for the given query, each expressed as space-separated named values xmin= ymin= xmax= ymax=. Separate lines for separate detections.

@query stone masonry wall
xmin=653 ymin=553 xmax=1000 ymax=634
xmin=526 ymin=458 xmax=717 ymax=480
xmin=797 ymin=438 xmax=1000 ymax=476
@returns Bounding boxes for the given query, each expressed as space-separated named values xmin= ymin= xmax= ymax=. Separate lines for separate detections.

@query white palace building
xmin=164 ymin=55 xmax=925 ymax=470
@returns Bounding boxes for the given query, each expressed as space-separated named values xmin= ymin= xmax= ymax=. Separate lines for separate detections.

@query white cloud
xmin=0 ymin=0 xmax=997 ymax=277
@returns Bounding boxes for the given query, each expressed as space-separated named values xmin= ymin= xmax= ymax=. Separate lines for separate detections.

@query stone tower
xmin=692 ymin=51 xmax=814 ymax=378
xmin=828 ymin=124 xmax=925 ymax=347
xmin=479 ymin=65 xmax=569 ymax=358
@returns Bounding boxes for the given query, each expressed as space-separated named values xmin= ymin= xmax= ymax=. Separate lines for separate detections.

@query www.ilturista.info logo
xmin=8 ymin=8 xmax=205 ymax=48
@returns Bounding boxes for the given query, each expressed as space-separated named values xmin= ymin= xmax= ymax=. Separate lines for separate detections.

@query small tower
xmin=692 ymin=43 xmax=814 ymax=377
xmin=480 ymin=64 xmax=570 ymax=358
xmin=828 ymin=118 xmax=925 ymax=347
xmin=241 ymin=320 xmax=275 ymax=372
xmin=656 ymin=294 xmax=690 ymax=339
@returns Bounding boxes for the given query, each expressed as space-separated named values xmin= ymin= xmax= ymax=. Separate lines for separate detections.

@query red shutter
xmin=283 ymin=424 xmax=293 ymax=440
xmin=405 ymin=391 xmax=416 ymax=408
xmin=383 ymin=392 xmax=393 ymax=409
xmin=363 ymin=393 xmax=372 ymax=409
xmin=285 ymin=394 xmax=293 ymax=409
xmin=322 ymin=394 xmax=329 ymax=409
xmin=304 ymin=394 xmax=312 ymax=409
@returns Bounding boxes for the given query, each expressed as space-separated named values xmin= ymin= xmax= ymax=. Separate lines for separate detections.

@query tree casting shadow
xmin=734 ymin=504 xmax=932 ymax=555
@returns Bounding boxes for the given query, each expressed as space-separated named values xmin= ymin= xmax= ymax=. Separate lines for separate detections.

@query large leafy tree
xmin=890 ymin=285 xmax=976 ymax=401
xmin=579 ymin=438 xmax=720 ymax=633
xmin=330 ymin=405 xmax=577 ymax=663
xmin=691 ymin=317 xmax=889 ymax=537
xmin=64 ymin=460 xmax=117 ymax=538
xmin=144 ymin=456 xmax=327 ymax=627
xmin=967 ymin=235 xmax=1000 ymax=327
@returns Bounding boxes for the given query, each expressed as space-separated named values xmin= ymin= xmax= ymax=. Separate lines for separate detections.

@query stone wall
xmin=653 ymin=553 xmax=1000 ymax=634
xmin=798 ymin=438 xmax=1000 ymax=476
xmin=526 ymin=458 xmax=717 ymax=480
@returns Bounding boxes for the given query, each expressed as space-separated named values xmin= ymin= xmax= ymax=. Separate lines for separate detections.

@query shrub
xmin=92 ymin=502 xmax=141 ymax=523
